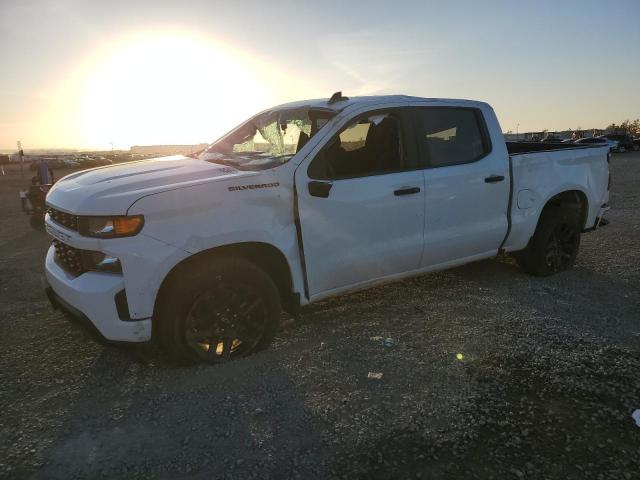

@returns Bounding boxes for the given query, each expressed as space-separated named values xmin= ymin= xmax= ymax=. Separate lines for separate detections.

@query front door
xmin=295 ymin=109 xmax=425 ymax=299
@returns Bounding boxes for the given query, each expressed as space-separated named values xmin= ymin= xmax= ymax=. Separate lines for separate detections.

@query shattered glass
xmin=200 ymin=107 xmax=333 ymax=171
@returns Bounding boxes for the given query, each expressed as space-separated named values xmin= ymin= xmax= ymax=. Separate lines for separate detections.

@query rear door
xmin=410 ymin=106 xmax=510 ymax=267
xmin=295 ymin=108 xmax=425 ymax=298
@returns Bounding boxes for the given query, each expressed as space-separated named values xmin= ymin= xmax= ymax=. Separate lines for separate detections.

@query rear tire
xmin=156 ymin=257 xmax=281 ymax=364
xmin=514 ymin=205 xmax=581 ymax=276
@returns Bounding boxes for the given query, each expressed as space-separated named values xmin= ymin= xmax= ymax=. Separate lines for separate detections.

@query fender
xmin=126 ymin=173 xmax=307 ymax=314
xmin=504 ymin=185 xmax=590 ymax=252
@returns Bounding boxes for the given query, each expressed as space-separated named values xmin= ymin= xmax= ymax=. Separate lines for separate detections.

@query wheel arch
xmin=153 ymin=242 xmax=298 ymax=326
xmin=540 ymin=189 xmax=589 ymax=229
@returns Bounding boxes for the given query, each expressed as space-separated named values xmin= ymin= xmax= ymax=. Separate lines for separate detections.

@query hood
xmin=46 ymin=155 xmax=254 ymax=215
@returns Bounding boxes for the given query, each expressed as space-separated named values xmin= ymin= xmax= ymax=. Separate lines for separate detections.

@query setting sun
xmin=76 ymin=31 xmax=271 ymax=148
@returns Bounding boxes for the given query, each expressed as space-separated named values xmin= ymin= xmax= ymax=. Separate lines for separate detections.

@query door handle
xmin=484 ymin=175 xmax=505 ymax=183
xmin=394 ymin=187 xmax=421 ymax=196
xmin=308 ymin=181 xmax=333 ymax=198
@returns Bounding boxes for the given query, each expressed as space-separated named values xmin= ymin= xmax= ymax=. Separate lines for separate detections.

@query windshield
xmin=199 ymin=107 xmax=335 ymax=171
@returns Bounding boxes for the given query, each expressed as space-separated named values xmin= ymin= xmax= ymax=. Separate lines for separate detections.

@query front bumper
xmin=45 ymin=286 xmax=117 ymax=345
xmin=45 ymin=246 xmax=152 ymax=343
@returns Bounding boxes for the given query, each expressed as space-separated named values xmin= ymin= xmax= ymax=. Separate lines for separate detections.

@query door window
xmin=308 ymin=113 xmax=403 ymax=180
xmin=414 ymin=108 xmax=491 ymax=167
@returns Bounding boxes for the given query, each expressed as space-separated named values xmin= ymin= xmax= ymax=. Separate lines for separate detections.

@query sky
xmin=1 ymin=0 xmax=639 ymax=150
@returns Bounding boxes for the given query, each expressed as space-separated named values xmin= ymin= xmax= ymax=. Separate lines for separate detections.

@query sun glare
xmin=78 ymin=32 xmax=270 ymax=149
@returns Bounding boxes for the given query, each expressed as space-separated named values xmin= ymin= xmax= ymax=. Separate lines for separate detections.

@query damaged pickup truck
xmin=44 ymin=93 xmax=610 ymax=363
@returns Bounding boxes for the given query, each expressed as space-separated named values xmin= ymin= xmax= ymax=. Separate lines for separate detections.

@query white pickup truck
xmin=44 ymin=93 xmax=610 ymax=363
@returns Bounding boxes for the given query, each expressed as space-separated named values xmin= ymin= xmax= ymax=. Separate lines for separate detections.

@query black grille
xmin=52 ymin=239 xmax=86 ymax=276
xmin=47 ymin=207 xmax=79 ymax=231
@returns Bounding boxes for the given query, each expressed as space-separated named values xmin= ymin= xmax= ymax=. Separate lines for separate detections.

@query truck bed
xmin=502 ymin=144 xmax=609 ymax=252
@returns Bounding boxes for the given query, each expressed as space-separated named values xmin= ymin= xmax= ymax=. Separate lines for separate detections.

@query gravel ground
xmin=1 ymin=154 xmax=639 ymax=479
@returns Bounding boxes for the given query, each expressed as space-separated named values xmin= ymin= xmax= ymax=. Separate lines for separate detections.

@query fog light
xmin=83 ymin=251 xmax=122 ymax=273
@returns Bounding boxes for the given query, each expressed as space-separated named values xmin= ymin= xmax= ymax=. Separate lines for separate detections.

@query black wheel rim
xmin=184 ymin=282 xmax=267 ymax=363
xmin=544 ymin=222 xmax=577 ymax=272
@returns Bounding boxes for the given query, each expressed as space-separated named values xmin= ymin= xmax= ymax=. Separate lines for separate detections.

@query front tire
xmin=157 ymin=257 xmax=281 ymax=364
xmin=514 ymin=205 xmax=581 ymax=276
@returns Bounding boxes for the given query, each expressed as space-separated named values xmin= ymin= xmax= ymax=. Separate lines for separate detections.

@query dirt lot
xmin=1 ymin=155 xmax=639 ymax=479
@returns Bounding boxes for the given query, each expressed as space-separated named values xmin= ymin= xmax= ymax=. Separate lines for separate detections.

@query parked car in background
xmin=634 ymin=138 xmax=640 ymax=151
xmin=29 ymin=156 xmax=113 ymax=171
xmin=29 ymin=158 xmax=60 ymax=171
xmin=575 ymin=137 xmax=619 ymax=152
xmin=77 ymin=156 xmax=113 ymax=168
xmin=60 ymin=158 xmax=80 ymax=168
xmin=599 ymin=134 xmax=634 ymax=153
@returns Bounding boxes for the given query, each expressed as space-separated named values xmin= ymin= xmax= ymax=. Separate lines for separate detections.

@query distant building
xmin=130 ymin=144 xmax=208 ymax=156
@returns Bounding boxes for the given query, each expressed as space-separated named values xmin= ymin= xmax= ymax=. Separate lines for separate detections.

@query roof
xmin=271 ymin=95 xmax=489 ymax=113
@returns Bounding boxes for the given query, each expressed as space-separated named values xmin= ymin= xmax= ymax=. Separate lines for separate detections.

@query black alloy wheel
xmin=513 ymin=205 xmax=581 ymax=276
xmin=184 ymin=282 xmax=268 ymax=363
xmin=157 ymin=257 xmax=281 ymax=364
xmin=544 ymin=222 xmax=579 ymax=272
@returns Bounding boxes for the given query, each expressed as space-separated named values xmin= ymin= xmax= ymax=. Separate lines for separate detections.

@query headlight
xmin=79 ymin=215 xmax=144 ymax=238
